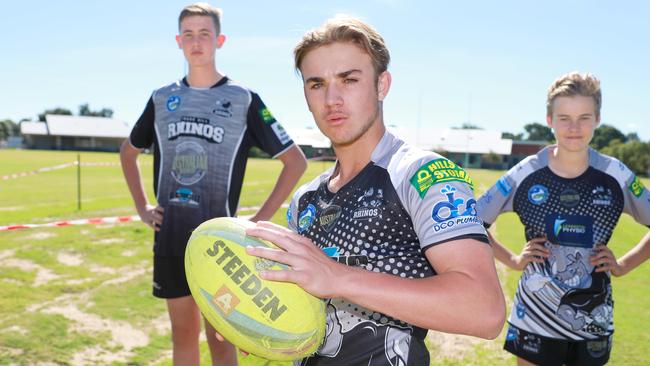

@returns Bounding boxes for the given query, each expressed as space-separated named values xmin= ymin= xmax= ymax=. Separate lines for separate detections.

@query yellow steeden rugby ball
xmin=184 ymin=217 xmax=326 ymax=361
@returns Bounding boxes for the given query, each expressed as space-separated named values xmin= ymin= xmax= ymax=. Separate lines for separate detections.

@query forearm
xmin=120 ymin=140 xmax=150 ymax=211
xmin=336 ymin=247 xmax=505 ymax=338
xmin=253 ymin=148 xmax=307 ymax=221
xmin=487 ymin=230 xmax=518 ymax=269
xmin=617 ymin=231 xmax=650 ymax=276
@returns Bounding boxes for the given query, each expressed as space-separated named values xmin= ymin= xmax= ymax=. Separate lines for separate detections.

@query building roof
xmin=389 ymin=127 xmax=513 ymax=155
xmin=21 ymin=115 xmax=131 ymax=138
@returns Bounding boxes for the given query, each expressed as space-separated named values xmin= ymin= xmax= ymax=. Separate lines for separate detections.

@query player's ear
xmin=175 ymin=34 xmax=182 ymax=49
xmin=377 ymin=71 xmax=391 ymax=101
xmin=216 ymin=34 xmax=226 ymax=49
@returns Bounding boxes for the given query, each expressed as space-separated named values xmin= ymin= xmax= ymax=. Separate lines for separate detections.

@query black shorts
xmin=504 ymin=324 xmax=611 ymax=366
xmin=153 ymin=256 xmax=191 ymax=299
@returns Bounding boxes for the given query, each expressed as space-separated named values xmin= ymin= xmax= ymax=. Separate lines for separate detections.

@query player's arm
xmin=591 ymin=231 xmax=650 ymax=277
xmin=249 ymin=145 xmax=307 ymax=222
xmin=245 ymin=222 xmax=506 ymax=339
xmin=488 ymin=231 xmax=549 ymax=271
xmin=120 ymin=140 xmax=163 ymax=231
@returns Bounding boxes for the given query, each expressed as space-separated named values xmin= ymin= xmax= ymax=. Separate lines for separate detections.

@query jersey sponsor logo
xmin=559 ymin=188 xmax=580 ymax=208
xmin=259 ymin=106 xmax=276 ymax=124
xmin=496 ymin=176 xmax=512 ymax=197
xmin=270 ymin=122 xmax=291 ymax=145
xmin=586 ymin=337 xmax=610 ymax=358
xmin=591 ymin=185 xmax=612 ymax=206
xmin=545 ymin=214 xmax=593 ymax=248
xmin=505 ymin=326 xmax=518 ymax=342
xmin=168 ymin=116 xmax=225 ymax=143
xmin=629 ymin=175 xmax=645 ymax=198
xmin=516 ymin=301 xmax=526 ymax=319
xmin=319 ymin=205 xmax=342 ymax=232
xmin=169 ymin=187 xmax=200 ymax=206
xmin=410 ymin=158 xmax=474 ymax=198
xmin=528 ymin=184 xmax=548 ymax=205
xmin=171 ymin=141 xmax=207 ymax=185
xmin=212 ymin=99 xmax=233 ymax=118
xmin=352 ymin=187 xmax=383 ymax=220
xmin=298 ymin=204 xmax=316 ymax=233
xmin=431 ymin=185 xmax=477 ymax=223
xmin=166 ymin=95 xmax=180 ymax=111
xmin=521 ymin=333 xmax=541 ymax=354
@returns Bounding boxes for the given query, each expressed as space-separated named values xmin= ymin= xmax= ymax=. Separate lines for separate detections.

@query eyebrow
xmin=182 ymin=28 xmax=213 ymax=34
xmin=304 ymin=69 xmax=363 ymax=84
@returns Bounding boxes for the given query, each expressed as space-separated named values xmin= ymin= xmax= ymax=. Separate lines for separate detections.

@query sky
xmin=2 ymin=0 xmax=650 ymax=141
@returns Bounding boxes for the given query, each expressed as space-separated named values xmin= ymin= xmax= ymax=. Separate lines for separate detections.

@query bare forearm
xmin=253 ymin=147 xmax=307 ymax=221
xmin=487 ymin=231 xmax=518 ymax=269
xmin=336 ymin=249 xmax=505 ymax=338
xmin=617 ymin=231 xmax=650 ymax=276
xmin=120 ymin=140 xmax=149 ymax=211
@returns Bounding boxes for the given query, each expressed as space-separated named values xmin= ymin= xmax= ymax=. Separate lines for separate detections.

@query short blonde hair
xmin=294 ymin=16 xmax=390 ymax=78
xmin=547 ymin=72 xmax=602 ymax=118
xmin=178 ymin=2 xmax=223 ymax=35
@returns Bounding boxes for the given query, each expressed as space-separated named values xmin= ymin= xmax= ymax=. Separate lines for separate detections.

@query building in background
xmin=21 ymin=115 xmax=130 ymax=152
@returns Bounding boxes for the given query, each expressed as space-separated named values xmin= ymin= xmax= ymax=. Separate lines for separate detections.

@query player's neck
xmin=328 ymin=122 xmax=385 ymax=193
xmin=186 ymin=66 xmax=222 ymax=88
xmin=547 ymin=145 xmax=590 ymax=178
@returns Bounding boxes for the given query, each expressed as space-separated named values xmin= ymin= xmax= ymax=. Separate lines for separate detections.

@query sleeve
xmin=400 ymin=157 xmax=488 ymax=251
xmin=622 ymin=172 xmax=650 ymax=227
xmin=475 ymin=167 xmax=519 ymax=228
xmin=246 ymin=92 xmax=294 ymax=158
xmin=129 ymin=96 xmax=155 ymax=149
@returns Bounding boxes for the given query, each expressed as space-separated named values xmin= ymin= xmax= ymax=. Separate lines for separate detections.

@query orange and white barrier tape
xmin=0 ymin=215 xmax=140 ymax=232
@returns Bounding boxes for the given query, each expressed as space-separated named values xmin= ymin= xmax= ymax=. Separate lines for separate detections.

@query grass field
xmin=0 ymin=149 xmax=648 ymax=365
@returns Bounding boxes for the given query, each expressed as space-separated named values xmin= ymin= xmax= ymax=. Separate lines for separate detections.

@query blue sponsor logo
xmin=169 ymin=187 xmax=199 ymax=206
xmin=516 ymin=302 xmax=526 ymax=319
xmin=496 ymin=177 xmax=512 ymax=197
xmin=322 ymin=246 xmax=340 ymax=257
xmin=545 ymin=214 xmax=594 ymax=248
xmin=167 ymin=95 xmax=181 ymax=111
xmin=286 ymin=205 xmax=293 ymax=226
xmin=506 ymin=326 xmax=518 ymax=342
xmin=298 ymin=204 xmax=316 ymax=233
xmin=431 ymin=185 xmax=477 ymax=223
xmin=528 ymin=184 xmax=548 ymax=205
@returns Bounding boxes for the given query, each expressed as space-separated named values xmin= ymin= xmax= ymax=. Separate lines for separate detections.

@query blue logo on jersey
xmin=506 ymin=326 xmax=518 ymax=342
xmin=167 ymin=95 xmax=181 ymax=111
xmin=286 ymin=205 xmax=293 ymax=226
xmin=169 ymin=187 xmax=199 ymax=206
xmin=545 ymin=214 xmax=594 ymax=248
xmin=496 ymin=177 xmax=512 ymax=197
xmin=528 ymin=184 xmax=548 ymax=205
xmin=516 ymin=302 xmax=526 ymax=319
xmin=322 ymin=246 xmax=340 ymax=257
xmin=431 ymin=185 xmax=477 ymax=223
xmin=298 ymin=204 xmax=316 ymax=233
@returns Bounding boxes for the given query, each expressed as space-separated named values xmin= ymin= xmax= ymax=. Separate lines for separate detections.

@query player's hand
xmin=590 ymin=244 xmax=623 ymax=276
xmin=512 ymin=237 xmax=549 ymax=270
xmin=245 ymin=221 xmax=345 ymax=299
xmin=137 ymin=204 xmax=164 ymax=231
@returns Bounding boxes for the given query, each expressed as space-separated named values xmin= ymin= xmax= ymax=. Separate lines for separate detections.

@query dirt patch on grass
xmin=26 ymin=232 xmax=57 ymax=240
xmin=97 ymin=238 xmax=124 ymax=245
xmin=0 ymin=257 xmax=60 ymax=286
xmin=57 ymin=252 xmax=83 ymax=266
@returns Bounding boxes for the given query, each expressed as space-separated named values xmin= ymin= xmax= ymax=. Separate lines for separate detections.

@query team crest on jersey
xmin=592 ymin=186 xmax=612 ymax=206
xmin=171 ymin=141 xmax=207 ymax=185
xmin=559 ymin=188 xmax=580 ymax=208
xmin=168 ymin=116 xmax=224 ymax=143
xmin=505 ymin=326 xmax=518 ymax=342
xmin=528 ymin=184 xmax=548 ymax=205
xmin=352 ymin=187 xmax=382 ymax=220
xmin=629 ymin=175 xmax=645 ymax=198
xmin=167 ymin=95 xmax=181 ymax=111
xmin=212 ymin=99 xmax=232 ymax=118
xmin=320 ymin=205 xmax=342 ymax=232
xmin=298 ymin=204 xmax=316 ymax=233
xmin=410 ymin=158 xmax=474 ymax=198
xmin=516 ymin=302 xmax=526 ymax=319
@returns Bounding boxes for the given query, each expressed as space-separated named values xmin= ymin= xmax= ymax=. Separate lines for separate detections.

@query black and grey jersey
xmin=286 ymin=131 xmax=488 ymax=366
xmin=129 ymin=77 xmax=294 ymax=256
xmin=477 ymin=146 xmax=650 ymax=341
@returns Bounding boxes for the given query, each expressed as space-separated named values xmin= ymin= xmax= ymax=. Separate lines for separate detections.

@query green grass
xmin=0 ymin=150 xmax=648 ymax=365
